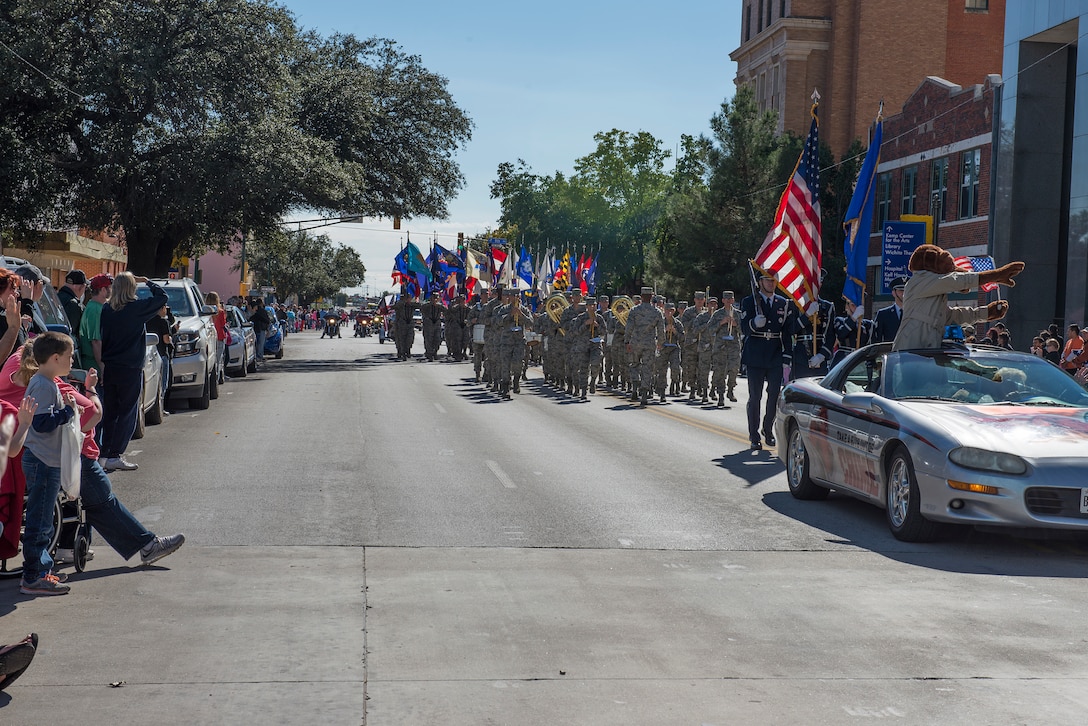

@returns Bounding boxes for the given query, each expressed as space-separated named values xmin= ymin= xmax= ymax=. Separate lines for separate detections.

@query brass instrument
xmin=545 ymin=293 xmax=569 ymax=324
xmin=611 ymin=296 xmax=633 ymax=326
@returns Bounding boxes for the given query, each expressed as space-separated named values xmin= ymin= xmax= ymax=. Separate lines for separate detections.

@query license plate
xmin=1081 ymin=488 xmax=1088 ymax=514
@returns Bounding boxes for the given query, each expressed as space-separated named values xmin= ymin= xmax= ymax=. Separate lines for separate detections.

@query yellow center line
xmin=648 ymin=405 xmax=777 ymax=451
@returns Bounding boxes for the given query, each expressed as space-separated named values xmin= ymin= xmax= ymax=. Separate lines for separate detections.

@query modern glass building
xmin=993 ymin=1 xmax=1088 ymax=343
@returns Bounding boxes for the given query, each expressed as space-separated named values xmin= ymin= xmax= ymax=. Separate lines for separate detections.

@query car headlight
xmin=948 ymin=447 xmax=1027 ymax=475
xmin=174 ymin=331 xmax=200 ymax=357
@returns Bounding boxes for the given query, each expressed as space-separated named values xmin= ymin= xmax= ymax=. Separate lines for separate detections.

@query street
xmin=3 ymin=329 xmax=1088 ymax=725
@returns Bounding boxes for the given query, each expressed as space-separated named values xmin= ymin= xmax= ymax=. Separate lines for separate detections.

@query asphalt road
xmin=2 ymin=328 xmax=1088 ymax=725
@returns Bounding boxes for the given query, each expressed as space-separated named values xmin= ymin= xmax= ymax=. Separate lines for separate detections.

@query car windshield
xmin=137 ymin=284 xmax=193 ymax=316
xmin=885 ymin=351 xmax=1088 ymax=407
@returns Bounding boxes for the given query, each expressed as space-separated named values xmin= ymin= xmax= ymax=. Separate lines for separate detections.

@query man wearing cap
xmin=421 ymin=292 xmax=446 ymax=362
xmin=873 ymin=277 xmax=907 ymax=344
xmin=80 ymin=274 xmax=114 ymax=377
xmin=495 ymin=287 xmax=532 ymax=398
xmin=655 ymin=302 xmax=683 ymax=400
xmin=708 ymin=291 xmax=742 ymax=405
xmin=693 ymin=297 xmax=719 ymax=403
xmin=467 ymin=292 xmax=490 ymax=381
xmin=680 ymin=292 xmax=705 ymax=395
xmin=59 ymin=270 xmax=88 ymax=366
xmin=624 ymin=286 xmax=665 ymax=406
xmin=444 ymin=294 xmax=469 ymax=362
xmin=740 ymin=271 xmax=793 ymax=449
xmin=605 ymin=295 xmax=628 ymax=391
xmin=555 ymin=289 xmax=583 ymax=394
xmin=568 ymin=296 xmax=605 ymax=398
xmin=789 ymin=271 xmax=835 ymax=380
xmin=595 ymin=296 xmax=610 ymax=388
xmin=13 ymin=264 xmax=47 ymax=340
xmin=392 ymin=286 xmax=420 ymax=361
xmin=482 ymin=285 xmax=504 ymax=386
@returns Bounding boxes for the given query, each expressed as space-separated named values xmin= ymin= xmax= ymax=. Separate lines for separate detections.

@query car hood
xmin=898 ymin=402 xmax=1088 ymax=458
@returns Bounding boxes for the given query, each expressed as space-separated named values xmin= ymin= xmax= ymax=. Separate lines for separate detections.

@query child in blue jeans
xmin=20 ymin=332 xmax=79 ymax=596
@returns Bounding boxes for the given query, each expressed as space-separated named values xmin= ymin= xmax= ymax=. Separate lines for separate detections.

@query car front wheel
xmin=885 ymin=446 xmax=942 ymax=542
xmin=786 ymin=424 xmax=828 ymax=500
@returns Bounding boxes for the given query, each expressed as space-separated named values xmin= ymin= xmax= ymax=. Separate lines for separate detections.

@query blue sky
xmin=278 ymin=0 xmax=742 ymax=294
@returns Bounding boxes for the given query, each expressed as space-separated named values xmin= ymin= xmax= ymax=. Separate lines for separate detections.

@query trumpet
xmin=611 ymin=296 xmax=633 ymax=326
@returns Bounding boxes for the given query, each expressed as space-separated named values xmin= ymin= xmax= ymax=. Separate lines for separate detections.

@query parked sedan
xmin=777 ymin=342 xmax=1088 ymax=542
xmin=131 ymin=332 xmax=165 ymax=440
xmin=224 ymin=305 xmax=256 ymax=376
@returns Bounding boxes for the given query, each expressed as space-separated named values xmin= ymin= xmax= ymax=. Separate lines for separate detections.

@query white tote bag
xmin=59 ymin=416 xmax=83 ymax=499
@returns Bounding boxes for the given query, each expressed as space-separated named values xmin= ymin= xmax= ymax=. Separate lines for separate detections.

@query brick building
xmin=3 ymin=228 xmax=128 ymax=287
xmin=731 ymin=0 xmax=1006 ymax=157
xmin=862 ymin=75 xmax=999 ymax=313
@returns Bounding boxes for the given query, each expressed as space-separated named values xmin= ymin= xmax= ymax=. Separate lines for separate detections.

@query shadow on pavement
xmin=762 ymin=490 xmax=1088 ymax=577
xmin=712 ymin=449 xmax=784 ymax=487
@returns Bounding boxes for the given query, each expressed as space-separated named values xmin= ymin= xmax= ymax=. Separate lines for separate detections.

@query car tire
xmin=131 ymin=392 xmax=146 ymax=440
xmin=236 ymin=349 xmax=248 ymax=378
xmin=209 ymin=364 xmax=220 ymax=400
xmin=275 ymin=347 xmax=283 ymax=359
xmin=885 ymin=446 xmax=942 ymax=542
xmin=146 ymin=380 xmax=164 ymax=425
xmin=193 ymin=373 xmax=211 ymax=410
xmin=247 ymin=355 xmax=257 ymax=373
xmin=786 ymin=424 xmax=828 ymax=500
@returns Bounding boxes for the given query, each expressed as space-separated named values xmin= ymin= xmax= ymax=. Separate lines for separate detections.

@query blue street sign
xmin=880 ymin=221 xmax=927 ymax=295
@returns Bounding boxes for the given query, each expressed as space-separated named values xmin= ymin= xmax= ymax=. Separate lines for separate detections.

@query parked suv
xmin=137 ymin=278 xmax=219 ymax=409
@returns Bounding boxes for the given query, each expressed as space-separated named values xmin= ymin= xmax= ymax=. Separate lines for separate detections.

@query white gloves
xmin=753 ymin=314 xmax=767 ymax=328
xmin=808 ymin=354 xmax=825 ymax=368
xmin=782 ymin=364 xmax=791 ymax=383
xmin=851 ymin=306 xmax=865 ymax=321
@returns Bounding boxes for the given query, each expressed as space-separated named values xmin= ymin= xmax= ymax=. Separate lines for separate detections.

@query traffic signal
xmin=393 ymin=216 xmax=401 ymax=230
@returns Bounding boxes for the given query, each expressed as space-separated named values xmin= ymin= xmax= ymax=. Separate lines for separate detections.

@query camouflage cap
xmin=693 ymin=291 xmax=705 ymax=299
xmin=584 ymin=296 xmax=596 ymax=304
xmin=640 ymin=286 xmax=654 ymax=296
xmin=665 ymin=302 xmax=675 ymax=310
xmin=722 ymin=290 xmax=735 ymax=299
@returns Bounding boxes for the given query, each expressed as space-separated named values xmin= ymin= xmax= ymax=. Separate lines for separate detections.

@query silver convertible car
xmin=776 ymin=343 xmax=1088 ymax=541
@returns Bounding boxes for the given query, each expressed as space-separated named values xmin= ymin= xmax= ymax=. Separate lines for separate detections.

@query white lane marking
xmin=434 ymin=402 xmax=446 ymax=414
xmin=618 ymin=539 xmax=635 ymax=547
xmin=486 ymin=460 xmax=517 ymax=489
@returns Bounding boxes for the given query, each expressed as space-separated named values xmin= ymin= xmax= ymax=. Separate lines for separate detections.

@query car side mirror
xmin=242 ymin=321 xmax=253 ymax=328
xmin=200 ymin=304 xmax=216 ymax=316
xmin=842 ymin=392 xmax=882 ymax=414
xmin=145 ymin=332 xmax=159 ymax=346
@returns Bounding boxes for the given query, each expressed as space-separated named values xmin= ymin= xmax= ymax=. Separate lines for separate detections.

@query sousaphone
xmin=611 ymin=295 xmax=633 ymax=326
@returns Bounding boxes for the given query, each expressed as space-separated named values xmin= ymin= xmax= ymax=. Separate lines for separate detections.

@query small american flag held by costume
xmin=953 ymin=255 xmax=997 ymax=292
xmin=754 ymin=101 xmax=822 ymax=316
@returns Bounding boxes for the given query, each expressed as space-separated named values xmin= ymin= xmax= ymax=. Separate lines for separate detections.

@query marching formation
xmin=384 ymin=263 xmax=911 ymax=450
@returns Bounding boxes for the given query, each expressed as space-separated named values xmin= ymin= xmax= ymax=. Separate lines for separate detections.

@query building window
xmin=766 ymin=0 xmax=772 ymax=26
xmin=873 ymin=172 xmax=892 ymax=232
xmin=780 ymin=0 xmax=786 ymax=18
xmin=758 ymin=0 xmax=764 ymax=32
xmin=959 ymin=149 xmax=981 ymax=219
xmin=771 ymin=65 xmax=780 ymax=113
xmin=931 ymin=157 xmax=949 ymax=221
xmin=901 ymin=166 xmax=918 ymax=216
xmin=745 ymin=4 xmax=752 ymax=42
xmin=758 ymin=72 xmax=767 ymax=111
xmin=965 ymin=0 xmax=988 ymax=11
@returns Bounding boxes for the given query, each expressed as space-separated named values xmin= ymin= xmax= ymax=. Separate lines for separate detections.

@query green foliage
xmin=244 ymin=228 xmax=366 ymax=306
xmin=0 ymin=0 xmax=471 ymax=276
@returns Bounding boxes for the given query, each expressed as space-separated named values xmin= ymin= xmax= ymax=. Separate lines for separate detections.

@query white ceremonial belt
xmin=750 ymin=331 xmax=779 ymax=339
xmin=795 ymin=335 xmax=814 ymax=342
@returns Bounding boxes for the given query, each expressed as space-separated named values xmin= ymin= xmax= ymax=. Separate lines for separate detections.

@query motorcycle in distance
xmin=320 ymin=314 xmax=342 ymax=339
xmin=354 ymin=314 xmax=371 ymax=338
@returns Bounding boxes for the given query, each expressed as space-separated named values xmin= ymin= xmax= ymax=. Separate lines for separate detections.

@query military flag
xmin=754 ymin=96 xmax=822 ymax=316
xmin=516 ymin=246 xmax=535 ymax=291
xmin=554 ymin=250 xmax=571 ymax=291
xmin=842 ymin=109 xmax=883 ymax=307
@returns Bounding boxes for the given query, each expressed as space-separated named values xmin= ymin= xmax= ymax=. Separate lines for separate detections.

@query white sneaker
xmin=55 ymin=548 xmax=95 ymax=564
xmin=104 ymin=456 xmax=138 ymax=471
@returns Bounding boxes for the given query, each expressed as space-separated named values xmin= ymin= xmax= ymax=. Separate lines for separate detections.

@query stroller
xmin=0 ymin=486 xmax=91 ymax=579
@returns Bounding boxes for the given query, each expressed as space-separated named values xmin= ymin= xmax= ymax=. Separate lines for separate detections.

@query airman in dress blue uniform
xmin=740 ymin=272 xmax=794 ymax=449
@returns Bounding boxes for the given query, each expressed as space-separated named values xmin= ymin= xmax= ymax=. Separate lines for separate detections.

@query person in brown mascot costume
xmin=892 ymin=244 xmax=1024 ymax=350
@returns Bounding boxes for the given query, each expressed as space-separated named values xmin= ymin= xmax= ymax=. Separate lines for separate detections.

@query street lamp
xmin=930 ymin=190 xmax=942 ymax=248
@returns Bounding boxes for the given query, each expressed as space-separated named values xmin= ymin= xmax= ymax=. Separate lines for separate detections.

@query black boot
xmin=659 ymin=391 xmax=666 ymax=403
xmin=589 ymin=381 xmax=596 ymax=394
xmin=688 ymin=390 xmax=695 ymax=401
xmin=580 ymin=388 xmax=587 ymax=400
xmin=640 ymin=390 xmax=649 ymax=407
xmin=718 ymin=392 xmax=725 ymax=407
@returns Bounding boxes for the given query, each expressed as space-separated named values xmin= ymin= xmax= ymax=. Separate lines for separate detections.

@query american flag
xmin=754 ymin=103 xmax=822 ymax=316
xmin=953 ymin=255 xmax=998 ymax=292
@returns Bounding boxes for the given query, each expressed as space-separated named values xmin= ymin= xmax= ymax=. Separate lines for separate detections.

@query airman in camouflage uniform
xmin=654 ymin=302 xmax=684 ymax=401
xmin=495 ymin=288 xmax=533 ymax=398
xmin=691 ymin=296 xmax=716 ymax=402
xmin=445 ymin=294 xmax=469 ymax=361
xmin=624 ymin=286 xmax=665 ymax=406
xmin=567 ymin=296 xmax=606 ymax=399
xmin=392 ymin=289 xmax=420 ymax=361
xmin=607 ymin=299 xmax=629 ymax=391
xmin=483 ymin=285 xmax=506 ymax=389
xmin=680 ymin=292 xmax=705 ymax=394
xmin=708 ymin=291 xmax=742 ymax=406
xmin=421 ymin=294 xmax=447 ymax=361
xmin=468 ymin=293 xmax=490 ymax=381
xmin=595 ymin=296 xmax=610 ymax=388
xmin=558 ymin=289 xmax=583 ymax=394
